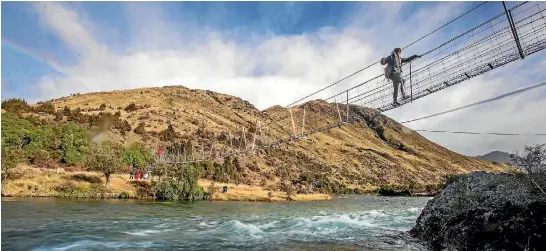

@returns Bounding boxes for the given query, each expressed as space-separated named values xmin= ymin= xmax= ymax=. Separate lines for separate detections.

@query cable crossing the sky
xmin=157 ymin=2 xmax=546 ymax=165
xmin=399 ymin=81 xmax=546 ymax=124
xmin=260 ymin=1 xmax=493 ymax=131
xmin=413 ymin=130 xmax=546 ymax=136
xmin=159 ymin=79 xmax=546 ymax=164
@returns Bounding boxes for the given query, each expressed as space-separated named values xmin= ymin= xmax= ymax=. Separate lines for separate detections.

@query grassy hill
xmin=2 ymin=85 xmax=511 ymax=196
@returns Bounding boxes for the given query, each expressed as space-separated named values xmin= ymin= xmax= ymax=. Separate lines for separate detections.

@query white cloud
xmin=31 ymin=2 xmax=546 ymax=156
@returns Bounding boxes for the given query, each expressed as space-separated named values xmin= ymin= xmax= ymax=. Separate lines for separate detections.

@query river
xmin=2 ymin=196 xmax=431 ymax=251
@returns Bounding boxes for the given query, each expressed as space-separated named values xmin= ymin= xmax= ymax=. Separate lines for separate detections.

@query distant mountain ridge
xmin=475 ymin=151 xmax=513 ymax=164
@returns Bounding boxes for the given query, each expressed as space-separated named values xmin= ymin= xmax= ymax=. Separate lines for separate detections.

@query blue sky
xmin=1 ymin=1 xmax=504 ymax=101
xmin=2 ymin=1 xmax=357 ymax=97
xmin=1 ymin=1 xmax=545 ymax=155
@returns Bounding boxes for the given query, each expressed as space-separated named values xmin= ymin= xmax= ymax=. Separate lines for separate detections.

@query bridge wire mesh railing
xmin=157 ymin=2 xmax=546 ymax=164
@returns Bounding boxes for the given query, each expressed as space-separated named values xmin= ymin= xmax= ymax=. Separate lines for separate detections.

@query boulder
xmin=410 ymin=172 xmax=546 ymax=251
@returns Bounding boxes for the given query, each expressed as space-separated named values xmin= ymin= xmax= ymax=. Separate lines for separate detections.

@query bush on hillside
xmin=35 ymin=102 xmax=56 ymax=114
xmin=134 ymin=122 xmax=146 ymax=135
xmin=113 ymin=119 xmax=131 ymax=135
xmin=124 ymin=102 xmax=139 ymax=112
xmin=1 ymin=98 xmax=31 ymax=113
xmin=158 ymin=124 xmax=179 ymax=141
xmin=2 ymin=112 xmax=62 ymax=164
xmin=62 ymin=106 xmax=71 ymax=116
xmin=54 ymin=111 xmax=64 ymax=121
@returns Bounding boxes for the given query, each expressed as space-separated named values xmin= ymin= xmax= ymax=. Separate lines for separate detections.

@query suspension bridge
xmin=156 ymin=1 xmax=546 ymax=165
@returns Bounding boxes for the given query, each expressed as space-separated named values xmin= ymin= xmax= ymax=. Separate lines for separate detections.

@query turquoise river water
xmin=1 ymin=196 xmax=431 ymax=251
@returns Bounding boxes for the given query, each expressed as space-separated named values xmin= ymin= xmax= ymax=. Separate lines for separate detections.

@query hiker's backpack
xmin=381 ymin=56 xmax=392 ymax=80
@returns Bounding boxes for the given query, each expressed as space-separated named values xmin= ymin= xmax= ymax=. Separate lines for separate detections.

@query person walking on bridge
xmin=381 ymin=48 xmax=420 ymax=106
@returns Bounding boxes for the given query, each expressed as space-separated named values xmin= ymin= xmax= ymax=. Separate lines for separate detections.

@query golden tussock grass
xmin=1 ymin=165 xmax=138 ymax=198
xmin=35 ymin=85 xmax=515 ymax=191
xmin=2 ymin=165 xmax=333 ymax=202
xmin=198 ymin=180 xmax=333 ymax=202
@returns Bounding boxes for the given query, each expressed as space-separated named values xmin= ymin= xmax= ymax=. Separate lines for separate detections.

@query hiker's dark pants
xmin=391 ymin=72 xmax=406 ymax=103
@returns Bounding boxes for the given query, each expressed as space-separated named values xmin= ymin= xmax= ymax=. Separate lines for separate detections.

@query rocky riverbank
xmin=410 ymin=171 xmax=546 ymax=251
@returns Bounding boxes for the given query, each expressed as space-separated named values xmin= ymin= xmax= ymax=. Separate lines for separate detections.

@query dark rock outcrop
xmin=410 ymin=172 xmax=546 ymax=251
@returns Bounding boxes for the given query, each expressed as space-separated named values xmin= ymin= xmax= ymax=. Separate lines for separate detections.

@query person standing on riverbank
xmin=129 ymin=168 xmax=134 ymax=180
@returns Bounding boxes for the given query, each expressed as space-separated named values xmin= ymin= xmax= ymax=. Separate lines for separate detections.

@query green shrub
xmin=123 ymin=143 xmax=152 ymax=169
xmin=153 ymin=163 xmax=206 ymax=201
xmin=85 ymin=141 xmax=124 ymax=187
xmin=1 ymin=112 xmax=61 ymax=164
xmin=119 ymin=192 xmax=130 ymax=199
xmin=59 ymin=122 xmax=90 ymax=165
xmin=1 ymin=98 xmax=31 ymax=113
xmin=1 ymin=148 xmax=24 ymax=180
xmin=35 ymin=102 xmax=55 ymax=114
xmin=134 ymin=181 xmax=153 ymax=198
xmin=154 ymin=180 xmax=206 ymax=201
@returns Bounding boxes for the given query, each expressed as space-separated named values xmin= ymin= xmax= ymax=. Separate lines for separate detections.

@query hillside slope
xmin=41 ymin=85 xmax=509 ymax=191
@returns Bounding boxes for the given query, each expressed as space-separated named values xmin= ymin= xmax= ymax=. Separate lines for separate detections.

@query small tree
xmin=59 ymin=122 xmax=89 ymax=165
xmin=278 ymin=166 xmax=295 ymax=200
xmin=510 ymin=144 xmax=546 ymax=174
xmin=86 ymin=141 xmax=124 ymax=187
xmin=152 ymin=162 xmax=168 ymax=182
xmin=1 ymin=148 xmax=24 ymax=181
xmin=207 ymin=181 xmax=218 ymax=201
xmin=281 ymin=180 xmax=294 ymax=201
xmin=510 ymin=144 xmax=546 ymax=196
xmin=123 ymin=143 xmax=152 ymax=170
